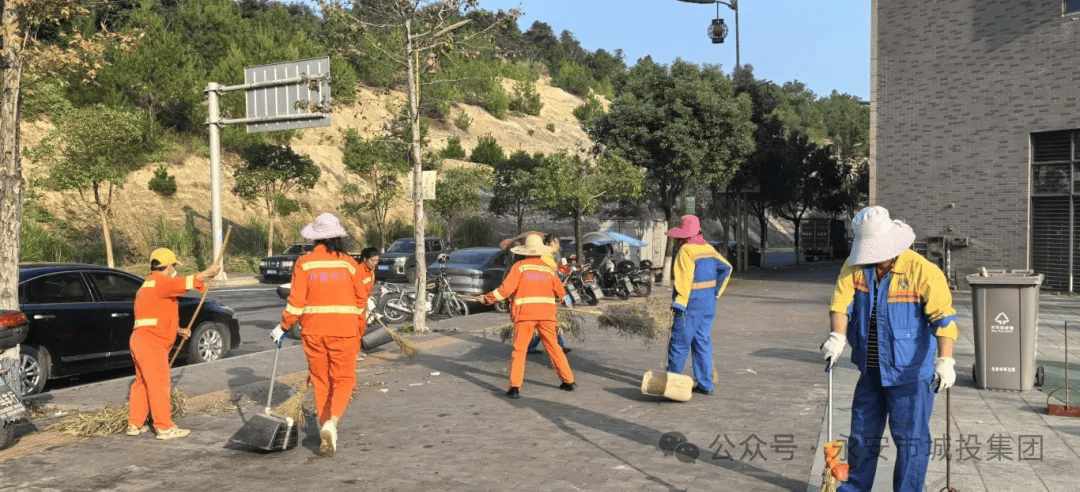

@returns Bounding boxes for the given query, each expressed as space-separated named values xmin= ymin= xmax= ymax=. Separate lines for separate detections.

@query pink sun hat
xmin=666 ymin=215 xmax=701 ymax=239
xmin=301 ymin=212 xmax=349 ymax=240
xmin=848 ymin=206 xmax=916 ymax=265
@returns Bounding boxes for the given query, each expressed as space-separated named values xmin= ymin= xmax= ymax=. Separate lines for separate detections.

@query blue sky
xmin=477 ymin=0 xmax=871 ymax=100
xmin=298 ymin=0 xmax=871 ymax=100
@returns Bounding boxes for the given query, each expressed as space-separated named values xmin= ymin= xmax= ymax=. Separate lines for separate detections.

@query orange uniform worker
xmin=128 ymin=248 xmax=219 ymax=440
xmin=356 ymin=246 xmax=380 ymax=361
xmin=482 ymin=234 xmax=575 ymax=399
xmin=271 ymin=213 xmax=368 ymax=457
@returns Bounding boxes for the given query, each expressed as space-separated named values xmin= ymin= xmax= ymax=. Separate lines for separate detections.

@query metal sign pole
xmin=207 ymin=82 xmax=227 ymax=280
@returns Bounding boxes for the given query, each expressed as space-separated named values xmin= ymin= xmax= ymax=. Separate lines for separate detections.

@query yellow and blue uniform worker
xmin=666 ymin=215 xmax=731 ymax=395
xmin=821 ymin=206 xmax=957 ymax=492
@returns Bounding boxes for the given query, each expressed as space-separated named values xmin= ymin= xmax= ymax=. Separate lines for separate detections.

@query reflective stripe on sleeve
xmin=185 ymin=275 xmax=194 ymax=290
xmin=492 ymin=290 xmax=506 ymax=301
xmin=285 ymin=304 xmax=304 ymax=315
xmin=141 ymin=281 xmax=156 ymax=289
xmin=134 ymin=318 xmax=158 ymax=328
xmin=301 ymin=260 xmax=356 ymax=275
xmin=363 ymin=276 xmax=372 ymax=284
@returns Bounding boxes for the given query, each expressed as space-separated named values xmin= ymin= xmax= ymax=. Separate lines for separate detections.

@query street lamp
xmin=676 ymin=0 xmax=740 ymax=72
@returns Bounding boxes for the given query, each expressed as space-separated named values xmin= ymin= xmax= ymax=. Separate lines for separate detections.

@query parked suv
xmin=259 ymin=243 xmax=315 ymax=283
xmin=376 ymin=237 xmax=449 ymax=283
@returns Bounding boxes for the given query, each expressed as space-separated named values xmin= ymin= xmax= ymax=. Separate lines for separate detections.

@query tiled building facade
xmin=871 ymin=0 xmax=1080 ymax=290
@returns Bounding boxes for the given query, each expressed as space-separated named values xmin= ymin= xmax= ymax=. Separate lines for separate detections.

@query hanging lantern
xmin=708 ymin=18 xmax=728 ymax=44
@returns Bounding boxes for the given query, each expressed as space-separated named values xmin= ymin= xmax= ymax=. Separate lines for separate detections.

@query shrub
xmin=482 ymin=84 xmax=510 ymax=119
xmin=573 ymin=96 xmax=605 ymax=125
xmin=453 ymin=216 xmax=493 ymax=248
xmin=151 ymin=215 xmax=208 ymax=268
xmin=552 ymin=62 xmax=594 ymax=97
xmin=441 ymin=137 xmax=467 ymax=159
xmin=148 ymin=165 xmax=178 ymax=196
xmin=509 ymin=79 xmax=543 ymax=116
xmin=454 ymin=111 xmax=472 ymax=131
xmin=546 ymin=123 xmax=555 ymax=133
xmin=469 ymin=135 xmax=506 ymax=166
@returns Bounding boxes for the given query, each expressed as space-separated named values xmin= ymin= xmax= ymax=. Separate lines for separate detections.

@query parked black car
xmin=259 ymin=243 xmax=315 ymax=283
xmin=376 ymin=237 xmax=449 ymax=283
xmin=428 ymin=247 xmax=510 ymax=297
xmin=16 ymin=263 xmax=242 ymax=396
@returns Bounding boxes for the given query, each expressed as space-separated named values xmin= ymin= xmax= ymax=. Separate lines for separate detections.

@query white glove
xmin=367 ymin=298 xmax=376 ymax=312
xmin=563 ymin=294 xmax=574 ymax=307
xmin=820 ymin=332 xmax=846 ymax=367
xmin=270 ymin=325 xmax=286 ymax=347
xmin=933 ymin=357 xmax=956 ymax=392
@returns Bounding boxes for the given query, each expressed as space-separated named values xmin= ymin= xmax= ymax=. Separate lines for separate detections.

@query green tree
xmin=770 ymin=133 xmax=845 ymax=264
xmin=469 ymin=134 xmax=505 ymax=165
xmin=339 ymin=128 xmax=409 ymax=250
xmin=592 ymin=57 xmax=754 ymax=283
xmin=232 ymin=144 xmax=320 ymax=257
xmin=32 ymin=105 xmax=157 ymax=268
xmin=818 ymin=90 xmax=870 ymax=165
xmin=489 ymin=150 xmax=542 ymax=234
xmin=429 ymin=166 xmax=492 ymax=249
xmin=533 ymin=151 xmax=643 ymax=260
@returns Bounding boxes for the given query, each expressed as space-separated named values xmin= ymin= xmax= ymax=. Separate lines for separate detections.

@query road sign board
xmin=244 ymin=57 xmax=331 ymax=133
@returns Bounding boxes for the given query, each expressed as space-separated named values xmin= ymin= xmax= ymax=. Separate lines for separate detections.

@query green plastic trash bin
xmin=966 ymin=270 xmax=1044 ymax=391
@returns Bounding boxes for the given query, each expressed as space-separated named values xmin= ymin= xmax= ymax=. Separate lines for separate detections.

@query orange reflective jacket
xmin=485 ymin=257 xmax=566 ymax=321
xmin=281 ymin=245 xmax=367 ymax=337
xmin=133 ymin=271 xmax=207 ymax=346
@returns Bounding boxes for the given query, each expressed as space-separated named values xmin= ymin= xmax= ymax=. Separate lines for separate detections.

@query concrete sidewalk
xmin=1 ymin=263 xmax=1078 ymax=491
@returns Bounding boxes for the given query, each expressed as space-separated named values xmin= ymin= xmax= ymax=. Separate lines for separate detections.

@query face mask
xmin=169 ymin=268 xmax=178 ymax=278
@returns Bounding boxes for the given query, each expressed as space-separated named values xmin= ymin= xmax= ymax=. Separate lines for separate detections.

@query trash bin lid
xmin=966 ymin=272 xmax=1044 ymax=286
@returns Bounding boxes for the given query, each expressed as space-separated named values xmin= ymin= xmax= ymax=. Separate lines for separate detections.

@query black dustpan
xmin=228 ymin=346 xmax=298 ymax=451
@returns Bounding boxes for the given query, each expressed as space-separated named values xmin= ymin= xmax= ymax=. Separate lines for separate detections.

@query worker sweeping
xmin=356 ymin=246 xmax=380 ymax=360
xmin=527 ymin=233 xmax=571 ymax=354
xmin=481 ymin=234 xmax=575 ymax=399
xmin=820 ymin=206 xmax=957 ymax=492
xmin=271 ymin=213 xmax=368 ymax=457
xmin=665 ymin=215 xmax=731 ymax=396
xmin=128 ymin=248 xmax=220 ymax=440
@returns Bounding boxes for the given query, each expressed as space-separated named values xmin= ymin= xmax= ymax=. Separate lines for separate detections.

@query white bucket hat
xmin=301 ymin=213 xmax=349 ymax=240
xmin=848 ymin=206 xmax=916 ymax=265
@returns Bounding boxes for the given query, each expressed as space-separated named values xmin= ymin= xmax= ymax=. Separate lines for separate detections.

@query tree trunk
xmin=793 ymin=219 xmax=801 ymax=266
xmin=516 ymin=210 xmax=523 ymax=235
xmin=573 ymin=207 xmax=583 ymax=265
xmin=99 ymin=207 xmax=115 ymax=268
xmin=0 ymin=0 xmax=24 ymax=312
xmin=267 ymin=200 xmax=276 ymax=258
xmin=405 ymin=17 xmax=428 ymax=335
xmin=660 ymin=207 xmax=676 ymax=287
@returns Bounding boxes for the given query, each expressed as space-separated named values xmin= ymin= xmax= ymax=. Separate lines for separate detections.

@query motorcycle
xmin=0 ymin=310 xmax=30 ymax=450
xmin=588 ymin=256 xmax=631 ymax=301
xmin=564 ymin=263 xmax=600 ymax=306
xmin=623 ymin=259 xmax=653 ymax=297
xmin=379 ymin=255 xmax=468 ymax=323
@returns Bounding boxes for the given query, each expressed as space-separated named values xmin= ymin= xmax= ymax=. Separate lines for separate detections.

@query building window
xmin=1031 ymin=130 xmax=1080 ymax=292
xmin=1068 ymin=0 xmax=1080 ymax=14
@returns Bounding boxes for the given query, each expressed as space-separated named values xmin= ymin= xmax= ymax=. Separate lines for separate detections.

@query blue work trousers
xmin=528 ymin=333 xmax=565 ymax=351
xmin=666 ymin=308 xmax=715 ymax=392
xmin=839 ymin=367 xmax=935 ymax=492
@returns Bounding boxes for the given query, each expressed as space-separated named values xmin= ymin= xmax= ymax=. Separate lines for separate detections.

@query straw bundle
xmin=375 ymin=317 xmax=418 ymax=357
xmin=50 ymin=387 xmax=188 ymax=437
xmin=271 ymin=383 xmax=310 ymax=429
xmin=496 ymin=323 xmax=514 ymax=343
xmin=493 ymin=310 xmax=585 ymax=345
xmin=594 ymin=304 xmax=666 ymax=343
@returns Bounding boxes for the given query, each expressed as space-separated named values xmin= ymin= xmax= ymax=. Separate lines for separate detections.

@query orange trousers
xmin=128 ymin=331 xmax=175 ymax=431
xmin=302 ymin=334 xmax=360 ymax=425
xmin=510 ymin=319 xmax=573 ymax=388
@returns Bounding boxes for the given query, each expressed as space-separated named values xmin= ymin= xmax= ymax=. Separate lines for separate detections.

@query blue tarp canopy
xmin=581 ymin=231 xmax=648 ymax=247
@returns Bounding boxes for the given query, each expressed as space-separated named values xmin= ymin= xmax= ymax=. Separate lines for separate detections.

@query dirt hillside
xmin=20 ymin=77 xmax=597 ymax=262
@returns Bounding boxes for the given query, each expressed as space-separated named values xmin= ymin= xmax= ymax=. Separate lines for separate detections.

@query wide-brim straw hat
xmin=666 ymin=215 xmax=701 ymax=239
xmin=848 ymin=206 xmax=916 ymax=265
xmin=301 ymin=212 xmax=349 ymax=240
xmin=510 ymin=234 xmax=554 ymax=256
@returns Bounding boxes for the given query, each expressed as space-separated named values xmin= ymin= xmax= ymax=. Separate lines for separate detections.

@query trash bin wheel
xmin=1036 ymin=365 xmax=1045 ymax=387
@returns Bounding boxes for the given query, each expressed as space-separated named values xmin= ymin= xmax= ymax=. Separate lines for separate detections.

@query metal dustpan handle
xmin=266 ymin=345 xmax=281 ymax=411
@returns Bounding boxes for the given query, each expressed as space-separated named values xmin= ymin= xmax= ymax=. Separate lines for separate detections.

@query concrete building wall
xmin=871 ymin=0 xmax=1080 ymax=281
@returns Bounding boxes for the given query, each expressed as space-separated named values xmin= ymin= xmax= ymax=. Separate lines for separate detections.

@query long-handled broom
xmin=169 ymin=225 xmax=232 ymax=367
